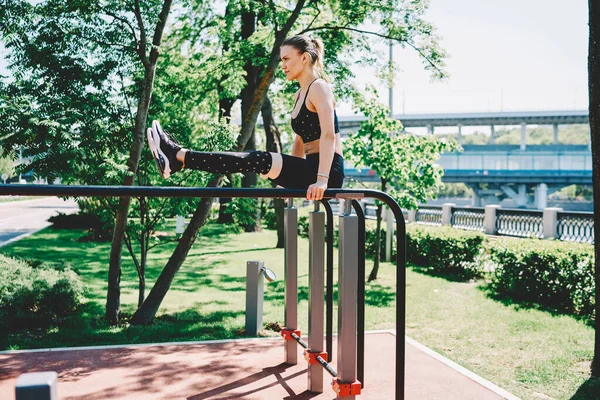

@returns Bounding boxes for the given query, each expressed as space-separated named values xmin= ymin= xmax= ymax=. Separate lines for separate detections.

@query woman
xmin=147 ymin=35 xmax=344 ymax=201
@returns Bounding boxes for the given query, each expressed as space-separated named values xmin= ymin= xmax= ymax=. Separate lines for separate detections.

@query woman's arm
xmin=310 ymin=81 xmax=336 ymax=182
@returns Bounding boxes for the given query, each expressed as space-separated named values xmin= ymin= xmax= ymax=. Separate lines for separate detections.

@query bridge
xmin=338 ymin=109 xmax=589 ymax=146
xmin=342 ymin=110 xmax=591 ymax=209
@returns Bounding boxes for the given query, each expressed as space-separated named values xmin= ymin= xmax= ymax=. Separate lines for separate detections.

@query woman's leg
xmin=148 ymin=120 xmax=284 ymax=179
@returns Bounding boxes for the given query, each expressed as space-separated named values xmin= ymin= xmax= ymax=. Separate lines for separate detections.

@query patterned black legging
xmin=184 ymin=151 xmax=345 ymax=189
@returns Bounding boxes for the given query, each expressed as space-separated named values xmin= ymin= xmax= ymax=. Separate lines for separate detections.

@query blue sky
xmin=339 ymin=0 xmax=589 ymax=115
xmin=1 ymin=1 xmax=589 ymax=116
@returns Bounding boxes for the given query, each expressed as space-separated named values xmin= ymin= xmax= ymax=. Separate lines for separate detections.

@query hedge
xmin=0 ymin=255 xmax=84 ymax=336
xmin=489 ymin=238 xmax=595 ymax=318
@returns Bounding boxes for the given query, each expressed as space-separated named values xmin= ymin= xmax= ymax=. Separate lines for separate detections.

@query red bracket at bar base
xmin=331 ymin=379 xmax=362 ymax=397
xmin=303 ymin=350 xmax=328 ymax=364
xmin=280 ymin=328 xmax=301 ymax=340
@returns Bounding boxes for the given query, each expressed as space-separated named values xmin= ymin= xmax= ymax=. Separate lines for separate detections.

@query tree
xmin=0 ymin=0 xmax=234 ymax=320
xmin=0 ymin=151 xmax=15 ymax=179
xmin=2 ymin=0 xmax=449 ymax=325
xmin=588 ymin=0 xmax=600 ymax=378
xmin=345 ymin=90 xmax=459 ymax=281
xmin=129 ymin=0 xmax=449 ymax=323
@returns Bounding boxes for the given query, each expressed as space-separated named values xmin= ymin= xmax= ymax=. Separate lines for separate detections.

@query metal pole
xmin=284 ymin=198 xmax=298 ymax=365
xmin=337 ymin=199 xmax=359 ymax=399
xmin=308 ymin=201 xmax=325 ymax=392
xmin=245 ymin=261 xmax=264 ymax=336
xmin=352 ymin=200 xmax=366 ymax=389
xmin=321 ymin=200 xmax=334 ymax=362
xmin=385 ymin=206 xmax=393 ymax=262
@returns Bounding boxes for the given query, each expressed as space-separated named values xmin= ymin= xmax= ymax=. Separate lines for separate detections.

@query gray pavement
xmin=0 ymin=196 xmax=78 ymax=247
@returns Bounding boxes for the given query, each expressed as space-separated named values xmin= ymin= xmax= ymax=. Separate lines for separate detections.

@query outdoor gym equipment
xmin=1 ymin=185 xmax=407 ymax=400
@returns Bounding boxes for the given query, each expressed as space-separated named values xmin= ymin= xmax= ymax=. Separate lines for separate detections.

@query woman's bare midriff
xmin=303 ymin=135 xmax=343 ymax=156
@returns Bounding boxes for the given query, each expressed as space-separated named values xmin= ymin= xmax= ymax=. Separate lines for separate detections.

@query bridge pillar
xmin=500 ymin=184 xmax=529 ymax=207
xmin=520 ymin=122 xmax=527 ymax=150
xmin=471 ymin=188 xmax=481 ymax=207
xmin=490 ymin=125 xmax=495 ymax=144
xmin=427 ymin=124 xmax=434 ymax=134
xmin=553 ymin=124 xmax=559 ymax=144
xmin=534 ymin=183 xmax=548 ymax=209
xmin=457 ymin=124 xmax=462 ymax=145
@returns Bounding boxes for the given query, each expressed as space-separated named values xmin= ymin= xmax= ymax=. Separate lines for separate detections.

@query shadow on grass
xmin=365 ymin=283 xmax=396 ymax=307
xmin=4 ymin=301 xmax=246 ymax=351
xmin=569 ymin=377 xmax=600 ymax=400
xmin=477 ymin=283 xmax=595 ymax=328
xmin=263 ymin=281 xmax=309 ymax=303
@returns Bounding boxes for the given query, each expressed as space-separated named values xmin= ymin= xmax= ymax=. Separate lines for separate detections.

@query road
xmin=0 ymin=197 xmax=79 ymax=247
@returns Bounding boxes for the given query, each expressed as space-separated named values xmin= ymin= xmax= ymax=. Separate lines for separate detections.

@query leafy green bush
xmin=297 ymin=216 xmax=310 ymax=238
xmin=406 ymin=225 xmax=487 ymax=279
xmin=223 ymin=198 xmax=259 ymax=231
xmin=262 ymin=208 xmax=277 ymax=230
xmin=0 ymin=255 xmax=84 ymax=333
xmin=48 ymin=211 xmax=101 ymax=229
xmin=48 ymin=212 xmax=112 ymax=242
xmin=489 ymin=239 xmax=594 ymax=317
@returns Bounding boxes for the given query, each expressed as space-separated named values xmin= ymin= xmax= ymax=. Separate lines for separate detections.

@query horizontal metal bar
xmin=317 ymin=355 xmax=337 ymax=378
xmin=291 ymin=333 xmax=337 ymax=377
xmin=290 ymin=332 xmax=308 ymax=349
xmin=0 ymin=184 xmax=374 ymax=200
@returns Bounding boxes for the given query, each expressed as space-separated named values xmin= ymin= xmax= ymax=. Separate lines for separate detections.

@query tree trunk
xmin=216 ymin=77 xmax=235 ymax=224
xmin=138 ymin=234 xmax=146 ymax=309
xmin=239 ymin=10 xmax=260 ymax=232
xmin=107 ymin=72 xmax=153 ymax=324
xmin=261 ymin=95 xmax=284 ymax=247
xmin=130 ymin=176 xmax=221 ymax=325
xmin=217 ymin=175 xmax=235 ymax=224
xmin=235 ymin=0 xmax=307 ymax=152
xmin=274 ymin=198 xmax=285 ymax=248
xmin=588 ymin=0 xmax=600 ymax=377
xmin=368 ymin=179 xmax=387 ymax=282
xmin=106 ymin=0 xmax=173 ymax=325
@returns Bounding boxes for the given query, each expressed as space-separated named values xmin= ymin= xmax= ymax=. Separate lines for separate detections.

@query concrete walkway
xmin=0 ymin=332 xmax=518 ymax=400
xmin=0 ymin=196 xmax=78 ymax=247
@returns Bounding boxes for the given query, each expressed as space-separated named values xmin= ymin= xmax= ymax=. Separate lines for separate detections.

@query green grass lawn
xmin=1 ymin=219 xmax=598 ymax=400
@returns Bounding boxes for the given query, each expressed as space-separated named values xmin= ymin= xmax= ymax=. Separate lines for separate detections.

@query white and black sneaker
xmin=147 ymin=120 xmax=183 ymax=179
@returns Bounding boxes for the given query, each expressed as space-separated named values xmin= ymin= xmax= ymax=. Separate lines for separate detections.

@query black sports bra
xmin=291 ymin=79 xmax=340 ymax=143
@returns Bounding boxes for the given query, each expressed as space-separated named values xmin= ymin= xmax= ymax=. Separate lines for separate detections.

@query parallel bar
xmin=0 ymin=184 xmax=369 ymax=199
xmin=352 ymin=200 xmax=366 ymax=389
xmin=0 ymin=185 xmax=407 ymax=400
xmin=337 ymin=205 xmax=359 ymax=400
xmin=308 ymin=204 xmax=326 ymax=392
xmin=321 ymin=200 xmax=334 ymax=362
xmin=284 ymin=203 xmax=298 ymax=365
xmin=393 ymin=207 xmax=407 ymax=400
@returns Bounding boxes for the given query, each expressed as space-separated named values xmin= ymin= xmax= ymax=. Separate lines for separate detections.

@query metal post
xmin=321 ymin=200 xmax=335 ymax=363
xmin=284 ymin=198 xmax=298 ymax=364
xmin=352 ymin=200 xmax=367 ymax=389
xmin=337 ymin=199 xmax=359 ymax=399
xmin=385 ymin=206 xmax=393 ymax=261
xmin=245 ymin=261 xmax=264 ymax=336
xmin=16 ymin=372 xmax=58 ymax=400
xmin=308 ymin=201 xmax=325 ymax=392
